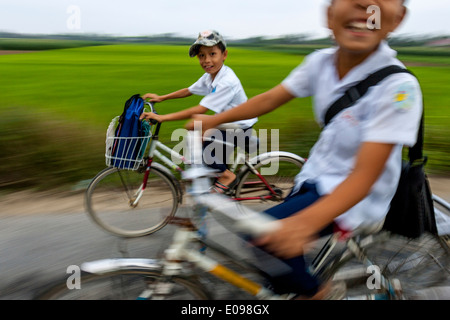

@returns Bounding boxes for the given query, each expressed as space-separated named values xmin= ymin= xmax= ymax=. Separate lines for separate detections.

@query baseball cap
xmin=189 ymin=30 xmax=227 ymax=57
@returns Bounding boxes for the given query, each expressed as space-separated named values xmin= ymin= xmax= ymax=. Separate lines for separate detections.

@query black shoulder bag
xmin=324 ymin=65 xmax=437 ymax=239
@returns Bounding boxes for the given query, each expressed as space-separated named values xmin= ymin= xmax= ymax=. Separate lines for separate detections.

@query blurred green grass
xmin=0 ymin=43 xmax=449 ymax=191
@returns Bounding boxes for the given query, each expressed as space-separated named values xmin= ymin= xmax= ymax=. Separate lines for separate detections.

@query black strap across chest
xmin=323 ymin=65 xmax=423 ymax=162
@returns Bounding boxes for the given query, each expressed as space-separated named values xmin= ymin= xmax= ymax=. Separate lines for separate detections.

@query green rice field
xmin=0 ymin=42 xmax=449 ymax=190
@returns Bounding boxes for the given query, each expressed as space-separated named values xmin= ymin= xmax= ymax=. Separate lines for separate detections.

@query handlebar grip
xmin=234 ymin=214 xmax=282 ymax=238
xmin=143 ymin=101 xmax=159 ymax=125
xmin=149 ymin=116 xmax=158 ymax=125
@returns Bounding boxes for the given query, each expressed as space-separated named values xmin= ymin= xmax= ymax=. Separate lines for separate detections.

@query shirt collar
xmin=332 ymin=41 xmax=398 ymax=87
xmin=207 ymin=64 xmax=227 ymax=88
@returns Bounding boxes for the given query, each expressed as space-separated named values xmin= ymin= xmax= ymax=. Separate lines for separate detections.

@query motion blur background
xmin=0 ymin=0 xmax=449 ymax=195
xmin=0 ymin=0 xmax=450 ymax=301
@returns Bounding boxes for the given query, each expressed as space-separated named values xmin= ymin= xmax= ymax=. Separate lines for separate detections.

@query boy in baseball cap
xmin=141 ymin=30 xmax=257 ymax=193
xmin=188 ymin=30 xmax=227 ymax=57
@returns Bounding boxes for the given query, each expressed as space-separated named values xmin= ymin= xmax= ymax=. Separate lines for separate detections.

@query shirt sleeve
xmin=281 ymin=52 xmax=318 ymax=98
xmin=188 ymin=74 xmax=210 ymax=96
xmin=362 ymin=74 xmax=423 ymax=147
xmin=198 ymin=82 xmax=235 ymax=113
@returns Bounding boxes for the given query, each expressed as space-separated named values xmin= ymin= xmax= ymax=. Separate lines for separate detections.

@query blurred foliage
xmin=0 ymin=107 xmax=105 ymax=191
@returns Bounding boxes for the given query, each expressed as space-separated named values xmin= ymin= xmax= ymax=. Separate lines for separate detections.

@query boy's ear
xmin=394 ymin=5 xmax=408 ymax=30
xmin=326 ymin=5 xmax=334 ymax=30
xmin=389 ymin=4 xmax=407 ymax=33
xmin=223 ymin=49 xmax=228 ymax=61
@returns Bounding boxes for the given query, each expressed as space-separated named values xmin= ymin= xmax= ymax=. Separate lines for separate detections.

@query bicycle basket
xmin=105 ymin=116 xmax=152 ymax=170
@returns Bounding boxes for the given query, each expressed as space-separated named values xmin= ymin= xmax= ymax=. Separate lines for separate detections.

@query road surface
xmin=0 ymin=176 xmax=449 ymax=300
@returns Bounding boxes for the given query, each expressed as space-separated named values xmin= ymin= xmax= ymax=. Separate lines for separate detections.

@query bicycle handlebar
xmin=144 ymin=101 xmax=159 ymax=125
xmin=143 ymin=101 xmax=243 ymax=130
xmin=144 ymin=101 xmax=156 ymax=113
xmin=198 ymin=193 xmax=282 ymax=237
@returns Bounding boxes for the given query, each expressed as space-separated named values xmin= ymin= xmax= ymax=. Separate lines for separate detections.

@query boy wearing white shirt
xmin=141 ymin=30 xmax=257 ymax=192
xmin=191 ymin=0 xmax=420 ymax=298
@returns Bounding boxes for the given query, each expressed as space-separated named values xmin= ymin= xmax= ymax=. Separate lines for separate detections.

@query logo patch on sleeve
xmin=393 ymin=83 xmax=415 ymax=112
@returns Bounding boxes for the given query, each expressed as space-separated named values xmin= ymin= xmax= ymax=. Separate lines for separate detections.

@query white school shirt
xmin=282 ymin=41 xmax=423 ymax=231
xmin=188 ymin=65 xmax=258 ymax=129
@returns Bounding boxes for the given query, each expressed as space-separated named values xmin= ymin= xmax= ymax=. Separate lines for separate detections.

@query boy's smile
xmin=328 ymin=0 xmax=406 ymax=56
xmin=345 ymin=19 xmax=375 ymax=36
xmin=197 ymin=45 xmax=228 ymax=80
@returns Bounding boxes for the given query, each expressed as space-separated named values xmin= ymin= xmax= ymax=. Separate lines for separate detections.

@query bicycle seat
xmin=216 ymin=123 xmax=242 ymax=130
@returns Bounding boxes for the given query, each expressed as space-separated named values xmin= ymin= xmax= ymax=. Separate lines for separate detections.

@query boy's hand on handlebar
xmin=254 ymin=214 xmax=318 ymax=259
xmin=140 ymin=112 xmax=163 ymax=123
xmin=142 ymin=93 xmax=164 ymax=103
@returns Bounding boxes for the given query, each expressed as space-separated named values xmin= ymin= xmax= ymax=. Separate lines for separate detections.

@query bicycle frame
xmin=81 ymin=192 xmax=405 ymax=300
xmin=81 ymin=224 xmax=280 ymax=299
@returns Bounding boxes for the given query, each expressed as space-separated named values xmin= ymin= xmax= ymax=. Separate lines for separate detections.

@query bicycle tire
xmin=36 ymin=270 xmax=211 ymax=300
xmin=365 ymin=232 xmax=449 ymax=299
xmin=85 ymin=166 xmax=180 ymax=237
xmin=369 ymin=197 xmax=450 ymax=299
xmin=316 ymin=232 xmax=449 ymax=300
xmin=234 ymin=154 xmax=304 ymax=211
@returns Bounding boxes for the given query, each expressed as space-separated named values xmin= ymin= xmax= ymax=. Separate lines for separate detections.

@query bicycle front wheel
xmin=234 ymin=154 xmax=304 ymax=211
xmin=85 ymin=166 xmax=180 ymax=237
xmin=36 ymin=270 xmax=211 ymax=300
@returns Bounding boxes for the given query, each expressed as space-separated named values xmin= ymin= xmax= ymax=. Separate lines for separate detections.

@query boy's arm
xmin=255 ymin=142 xmax=395 ymax=259
xmin=142 ymin=88 xmax=192 ymax=103
xmin=189 ymin=85 xmax=295 ymax=130
xmin=140 ymin=105 xmax=208 ymax=123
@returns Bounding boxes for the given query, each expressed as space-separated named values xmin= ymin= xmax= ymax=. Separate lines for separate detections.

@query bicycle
xmin=85 ymin=102 xmax=305 ymax=237
xmin=37 ymin=130 xmax=450 ymax=300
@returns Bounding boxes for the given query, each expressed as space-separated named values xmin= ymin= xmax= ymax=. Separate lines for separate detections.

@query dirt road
xmin=1 ymin=176 xmax=448 ymax=216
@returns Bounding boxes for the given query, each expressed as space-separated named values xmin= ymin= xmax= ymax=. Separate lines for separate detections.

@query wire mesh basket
xmin=105 ymin=116 xmax=152 ymax=170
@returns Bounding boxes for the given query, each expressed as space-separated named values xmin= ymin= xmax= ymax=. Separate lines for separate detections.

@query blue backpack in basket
xmin=111 ymin=94 xmax=150 ymax=169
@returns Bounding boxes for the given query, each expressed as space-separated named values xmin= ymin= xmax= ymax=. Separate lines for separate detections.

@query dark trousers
xmin=263 ymin=182 xmax=334 ymax=296
xmin=203 ymin=128 xmax=254 ymax=173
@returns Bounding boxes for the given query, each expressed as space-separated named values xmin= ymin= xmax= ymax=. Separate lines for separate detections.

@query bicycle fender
xmin=81 ymin=259 xmax=162 ymax=274
xmin=245 ymin=151 xmax=305 ymax=168
xmin=150 ymin=161 xmax=184 ymax=204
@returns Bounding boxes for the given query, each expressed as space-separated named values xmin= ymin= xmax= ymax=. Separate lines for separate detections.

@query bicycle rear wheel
xmin=85 ymin=166 xmax=180 ymax=237
xmin=234 ymin=154 xmax=304 ymax=211
xmin=36 ymin=270 xmax=210 ymax=300
xmin=300 ymin=198 xmax=449 ymax=300
xmin=366 ymin=232 xmax=449 ymax=299
xmin=372 ymin=197 xmax=450 ymax=299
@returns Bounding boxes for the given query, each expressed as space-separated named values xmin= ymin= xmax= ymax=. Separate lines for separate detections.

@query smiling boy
xmin=140 ymin=30 xmax=257 ymax=192
xmin=191 ymin=0 xmax=421 ymax=298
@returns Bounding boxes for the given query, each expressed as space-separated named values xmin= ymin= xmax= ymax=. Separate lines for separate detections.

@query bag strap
xmin=324 ymin=65 xmax=424 ymax=163
xmin=324 ymin=65 xmax=414 ymax=126
xmin=409 ymin=113 xmax=424 ymax=162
